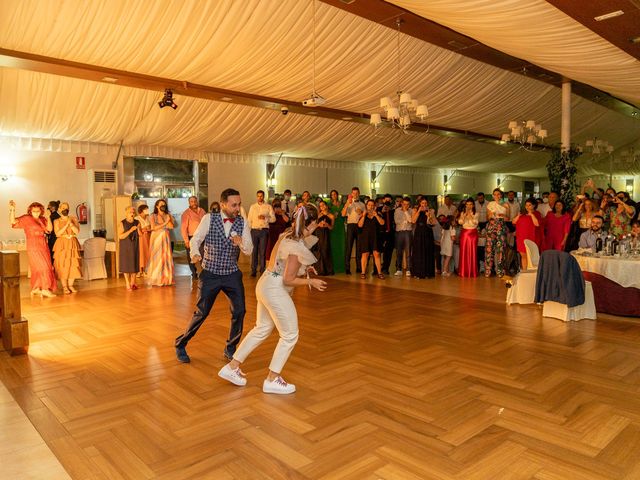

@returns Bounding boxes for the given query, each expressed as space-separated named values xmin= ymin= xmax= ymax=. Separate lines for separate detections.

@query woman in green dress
xmin=328 ymin=189 xmax=345 ymax=274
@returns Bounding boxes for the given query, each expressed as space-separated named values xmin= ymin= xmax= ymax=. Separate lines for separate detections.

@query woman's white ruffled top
xmin=273 ymin=237 xmax=317 ymax=276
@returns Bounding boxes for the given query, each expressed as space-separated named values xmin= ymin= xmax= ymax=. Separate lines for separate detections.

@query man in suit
xmin=175 ymin=188 xmax=253 ymax=363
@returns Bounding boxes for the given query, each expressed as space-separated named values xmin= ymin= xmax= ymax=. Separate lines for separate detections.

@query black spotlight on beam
xmin=158 ymin=89 xmax=177 ymax=109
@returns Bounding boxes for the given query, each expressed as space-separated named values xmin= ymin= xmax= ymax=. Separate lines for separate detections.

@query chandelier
xmin=614 ymin=147 xmax=638 ymax=170
xmin=578 ymin=138 xmax=614 ymax=157
xmin=501 ymin=120 xmax=547 ymax=150
xmin=370 ymin=19 xmax=429 ymax=132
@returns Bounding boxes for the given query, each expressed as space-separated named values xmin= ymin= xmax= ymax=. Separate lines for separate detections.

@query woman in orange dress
xmin=52 ymin=202 xmax=82 ymax=294
xmin=9 ymin=200 xmax=57 ymax=297
xmin=135 ymin=204 xmax=151 ymax=276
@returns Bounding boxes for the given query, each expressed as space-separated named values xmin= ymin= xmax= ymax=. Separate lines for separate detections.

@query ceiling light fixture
xmin=302 ymin=0 xmax=326 ymax=108
xmin=501 ymin=120 xmax=547 ymax=151
xmin=370 ymin=19 xmax=429 ymax=133
xmin=594 ymin=10 xmax=624 ymax=21
xmin=578 ymin=137 xmax=614 ymax=157
xmin=158 ymin=89 xmax=177 ymax=109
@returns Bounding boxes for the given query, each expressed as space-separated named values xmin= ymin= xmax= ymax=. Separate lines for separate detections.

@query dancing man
xmin=218 ymin=204 xmax=327 ymax=394
xmin=175 ymin=188 xmax=253 ymax=363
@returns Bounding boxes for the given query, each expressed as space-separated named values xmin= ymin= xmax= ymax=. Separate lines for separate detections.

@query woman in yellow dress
xmin=52 ymin=202 xmax=82 ymax=294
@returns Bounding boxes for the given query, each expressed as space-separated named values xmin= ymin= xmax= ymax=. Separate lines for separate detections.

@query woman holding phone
xmin=357 ymin=199 xmax=385 ymax=279
xmin=410 ymin=197 xmax=436 ymax=279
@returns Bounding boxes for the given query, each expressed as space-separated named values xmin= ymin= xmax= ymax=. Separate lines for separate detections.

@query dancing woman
xmin=9 ymin=200 xmax=57 ymax=297
xmin=219 ymin=205 xmax=327 ymax=395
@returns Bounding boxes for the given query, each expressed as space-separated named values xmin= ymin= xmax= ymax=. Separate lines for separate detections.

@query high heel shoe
xmin=30 ymin=288 xmax=41 ymax=296
xmin=40 ymin=289 xmax=56 ymax=298
xmin=68 ymin=285 xmax=77 ymax=293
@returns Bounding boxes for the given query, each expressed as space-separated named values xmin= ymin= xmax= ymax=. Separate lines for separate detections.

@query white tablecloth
xmin=573 ymin=254 xmax=640 ymax=289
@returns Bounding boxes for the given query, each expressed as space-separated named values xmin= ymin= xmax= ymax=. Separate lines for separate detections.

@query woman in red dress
xmin=513 ymin=197 xmax=542 ymax=269
xmin=457 ymin=198 xmax=479 ymax=277
xmin=9 ymin=200 xmax=57 ymax=297
xmin=544 ymin=199 xmax=571 ymax=251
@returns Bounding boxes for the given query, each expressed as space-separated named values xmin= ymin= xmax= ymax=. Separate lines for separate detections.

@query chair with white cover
xmin=524 ymin=239 xmax=540 ymax=270
xmin=505 ymin=240 xmax=539 ymax=305
xmin=535 ymin=250 xmax=597 ymax=322
xmin=82 ymin=237 xmax=107 ymax=280
xmin=542 ymin=281 xmax=596 ymax=321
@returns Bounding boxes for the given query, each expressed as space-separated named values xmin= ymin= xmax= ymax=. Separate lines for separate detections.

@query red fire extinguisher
xmin=77 ymin=203 xmax=88 ymax=224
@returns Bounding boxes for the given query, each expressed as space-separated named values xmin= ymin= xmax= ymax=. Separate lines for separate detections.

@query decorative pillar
xmin=561 ymin=80 xmax=572 ymax=152
xmin=0 ymin=251 xmax=29 ymax=355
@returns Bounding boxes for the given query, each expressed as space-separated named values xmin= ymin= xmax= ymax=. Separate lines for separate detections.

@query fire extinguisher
xmin=77 ymin=203 xmax=88 ymax=224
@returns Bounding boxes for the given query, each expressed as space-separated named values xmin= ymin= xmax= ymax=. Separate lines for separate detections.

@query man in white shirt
xmin=248 ymin=190 xmax=275 ymax=277
xmin=437 ymin=195 xmax=457 ymax=220
xmin=394 ymin=197 xmax=413 ymax=276
xmin=475 ymin=192 xmax=488 ymax=229
xmin=506 ymin=191 xmax=521 ymax=221
xmin=505 ymin=190 xmax=521 ymax=241
xmin=175 ymin=188 xmax=253 ymax=364
xmin=341 ymin=186 xmax=366 ymax=274
xmin=537 ymin=191 xmax=556 ymax=219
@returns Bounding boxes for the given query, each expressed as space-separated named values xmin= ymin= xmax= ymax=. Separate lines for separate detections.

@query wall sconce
xmin=626 ymin=179 xmax=634 ymax=195
xmin=370 ymin=180 xmax=380 ymax=190
xmin=267 ymin=178 xmax=277 ymax=188
xmin=0 ymin=173 xmax=10 ymax=182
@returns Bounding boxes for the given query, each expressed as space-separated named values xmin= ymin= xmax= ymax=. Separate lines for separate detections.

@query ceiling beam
xmin=0 ymin=47 xmax=521 ymax=147
xmin=321 ymin=0 xmax=640 ymax=116
xmin=545 ymin=0 xmax=640 ymax=62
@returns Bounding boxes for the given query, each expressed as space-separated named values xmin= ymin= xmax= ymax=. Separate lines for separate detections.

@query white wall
xmin=206 ymin=155 xmax=265 ymax=205
xmin=0 ymin=141 xmax=117 ymax=242
xmin=1 ymin=141 xmax=551 ymax=244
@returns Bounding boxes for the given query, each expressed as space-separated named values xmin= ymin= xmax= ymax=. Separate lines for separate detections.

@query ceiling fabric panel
xmin=388 ymin=0 xmax=640 ymax=107
xmin=0 ymin=0 xmax=638 ymax=176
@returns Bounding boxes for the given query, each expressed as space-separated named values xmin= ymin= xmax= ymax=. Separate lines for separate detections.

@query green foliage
xmin=546 ymin=147 xmax=581 ymax=207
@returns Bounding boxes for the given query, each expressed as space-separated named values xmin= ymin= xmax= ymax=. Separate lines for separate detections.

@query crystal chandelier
xmin=370 ymin=19 xmax=429 ymax=132
xmin=501 ymin=120 xmax=547 ymax=150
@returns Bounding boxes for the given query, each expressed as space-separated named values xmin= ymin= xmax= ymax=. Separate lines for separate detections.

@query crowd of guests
xmin=242 ymin=180 xmax=639 ymax=281
xmin=8 ymin=179 xmax=639 ymax=296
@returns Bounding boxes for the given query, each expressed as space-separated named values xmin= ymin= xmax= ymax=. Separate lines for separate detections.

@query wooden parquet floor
xmin=2 ymin=269 xmax=640 ymax=479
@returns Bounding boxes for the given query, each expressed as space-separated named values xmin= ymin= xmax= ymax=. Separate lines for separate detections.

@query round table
xmin=572 ymin=253 xmax=640 ymax=317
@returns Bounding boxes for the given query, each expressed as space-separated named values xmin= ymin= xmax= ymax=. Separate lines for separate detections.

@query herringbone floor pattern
xmin=2 ymin=269 xmax=640 ymax=479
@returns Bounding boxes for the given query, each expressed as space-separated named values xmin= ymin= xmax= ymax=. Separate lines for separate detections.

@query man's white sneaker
xmin=263 ymin=376 xmax=296 ymax=395
xmin=405 ymin=271 xmax=411 ymax=277
xmin=218 ymin=364 xmax=247 ymax=386
xmin=394 ymin=271 xmax=403 ymax=277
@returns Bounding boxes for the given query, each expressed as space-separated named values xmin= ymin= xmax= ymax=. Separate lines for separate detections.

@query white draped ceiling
xmin=0 ymin=0 xmax=638 ymax=176
xmin=389 ymin=0 xmax=640 ymax=107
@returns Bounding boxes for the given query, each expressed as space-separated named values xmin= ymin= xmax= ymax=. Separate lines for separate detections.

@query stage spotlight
xmin=158 ymin=89 xmax=177 ymax=109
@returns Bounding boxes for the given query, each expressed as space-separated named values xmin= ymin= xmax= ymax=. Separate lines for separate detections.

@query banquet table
xmin=1 ymin=239 xmax=117 ymax=277
xmin=572 ymin=253 xmax=640 ymax=317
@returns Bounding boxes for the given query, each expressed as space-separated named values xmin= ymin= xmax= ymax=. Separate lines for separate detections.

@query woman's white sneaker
xmin=263 ymin=376 xmax=296 ymax=394
xmin=218 ymin=364 xmax=247 ymax=386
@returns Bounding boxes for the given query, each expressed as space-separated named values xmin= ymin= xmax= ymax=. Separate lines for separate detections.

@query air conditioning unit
xmin=88 ymin=169 xmax=118 ymax=231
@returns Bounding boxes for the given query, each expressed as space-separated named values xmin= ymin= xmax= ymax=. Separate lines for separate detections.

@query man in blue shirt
xmin=578 ymin=215 xmax=607 ymax=249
